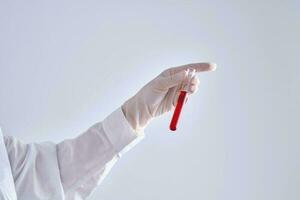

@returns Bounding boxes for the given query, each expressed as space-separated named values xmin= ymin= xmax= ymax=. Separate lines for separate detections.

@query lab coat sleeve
xmin=4 ymin=136 xmax=64 ymax=199
xmin=56 ymin=107 xmax=144 ymax=199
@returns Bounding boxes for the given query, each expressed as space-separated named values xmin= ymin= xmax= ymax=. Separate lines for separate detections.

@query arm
xmin=4 ymin=107 xmax=143 ymax=199
xmin=57 ymin=62 xmax=214 ymax=198
xmin=5 ymin=63 xmax=215 ymax=199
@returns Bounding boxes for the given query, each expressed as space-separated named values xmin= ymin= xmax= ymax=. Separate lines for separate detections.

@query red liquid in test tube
xmin=169 ymin=69 xmax=196 ymax=131
xmin=169 ymin=91 xmax=187 ymax=131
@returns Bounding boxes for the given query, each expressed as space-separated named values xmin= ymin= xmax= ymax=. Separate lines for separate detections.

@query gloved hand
xmin=122 ymin=63 xmax=216 ymax=132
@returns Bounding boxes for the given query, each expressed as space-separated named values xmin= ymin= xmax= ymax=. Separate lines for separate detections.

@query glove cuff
xmin=121 ymin=95 xmax=153 ymax=132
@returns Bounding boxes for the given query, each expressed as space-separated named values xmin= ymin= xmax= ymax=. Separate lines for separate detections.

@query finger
xmin=190 ymin=76 xmax=200 ymax=86
xmin=187 ymin=84 xmax=199 ymax=94
xmin=172 ymin=86 xmax=182 ymax=107
xmin=181 ymin=76 xmax=199 ymax=91
xmin=159 ymin=70 xmax=188 ymax=89
xmin=171 ymin=62 xmax=217 ymax=74
xmin=158 ymin=86 xmax=178 ymax=113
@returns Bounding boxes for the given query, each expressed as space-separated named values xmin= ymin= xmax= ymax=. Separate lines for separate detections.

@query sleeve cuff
xmin=101 ymin=107 xmax=144 ymax=157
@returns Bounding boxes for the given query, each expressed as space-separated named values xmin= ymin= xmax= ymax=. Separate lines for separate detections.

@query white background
xmin=1 ymin=1 xmax=299 ymax=200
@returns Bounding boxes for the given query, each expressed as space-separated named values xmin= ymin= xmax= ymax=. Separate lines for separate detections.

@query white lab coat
xmin=0 ymin=108 xmax=144 ymax=200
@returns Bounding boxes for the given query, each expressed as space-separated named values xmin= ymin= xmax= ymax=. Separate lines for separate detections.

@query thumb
xmin=158 ymin=70 xmax=188 ymax=89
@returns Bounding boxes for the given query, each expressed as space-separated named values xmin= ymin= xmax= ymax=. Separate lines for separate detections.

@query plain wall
xmin=0 ymin=1 xmax=299 ymax=200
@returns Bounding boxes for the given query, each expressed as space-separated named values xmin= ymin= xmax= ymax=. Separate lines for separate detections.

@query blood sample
xmin=169 ymin=68 xmax=196 ymax=131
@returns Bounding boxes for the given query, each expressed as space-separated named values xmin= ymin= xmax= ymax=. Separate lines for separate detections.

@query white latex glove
xmin=122 ymin=63 xmax=216 ymax=132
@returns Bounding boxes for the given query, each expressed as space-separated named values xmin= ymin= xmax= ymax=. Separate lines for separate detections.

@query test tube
xmin=169 ymin=68 xmax=196 ymax=131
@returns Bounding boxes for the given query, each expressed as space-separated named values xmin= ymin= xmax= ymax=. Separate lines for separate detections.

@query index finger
xmin=172 ymin=62 xmax=217 ymax=74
